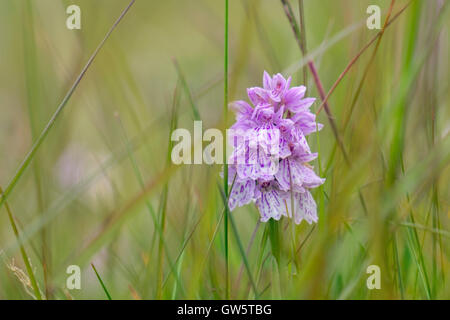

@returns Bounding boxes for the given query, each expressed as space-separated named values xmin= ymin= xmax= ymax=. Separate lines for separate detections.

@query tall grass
xmin=223 ymin=0 xmax=230 ymax=300
xmin=0 ymin=0 xmax=448 ymax=300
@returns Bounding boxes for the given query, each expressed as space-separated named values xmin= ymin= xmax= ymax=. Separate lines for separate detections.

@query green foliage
xmin=0 ymin=0 xmax=448 ymax=300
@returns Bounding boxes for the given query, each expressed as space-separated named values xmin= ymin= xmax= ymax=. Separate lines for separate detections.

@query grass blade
xmin=217 ymin=182 xmax=259 ymax=299
xmin=0 ymin=0 xmax=136 ymax=211
xmin=91 ymin=263 xmax=112 ymax=300
xmin=280 ymin=0 xmax=349 ymax=163
xmin=223 ymin=0 xmax=230 ymax=300
xmin=173 ymin=59 xmax=201 ymax=121
xmin=0 ymin=187 xmax=42 ymax=300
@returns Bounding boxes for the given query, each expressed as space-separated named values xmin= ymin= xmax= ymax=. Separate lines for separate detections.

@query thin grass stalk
xmin=298 ymin=0 xmax=308 ymax=85
xmin=271 ymin=256 xmax=281 ymax=299
xmin=0 ymin=186 xmax=42 ymax=300
xmin=162 ymin=213 xmax=203 ymax=289
xmin=0 ymin=0 xmax=136 ymax=211
xmin=401 ymin=163 xmax=432 ymax=299
xmin=427 ymin=6 xmax=445 ymax=291
xmin=155 ymin=87 xmax=184 ymax=297
xmin=268 ymin=219 xmax=282 ymax=279
xmin=244 ymin=1 xmax=281 ymax=71
xmin=156 ymin=186 xmax=169 ymax=299
xmin=254 ymin=225 xmax=269 ymax=290
xmin=5 ymin=116 xmax=166 ymax=259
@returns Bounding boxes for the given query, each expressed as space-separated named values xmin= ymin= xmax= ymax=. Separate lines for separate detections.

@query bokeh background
xmin=0 ymin=0 xmax=448 ymax=299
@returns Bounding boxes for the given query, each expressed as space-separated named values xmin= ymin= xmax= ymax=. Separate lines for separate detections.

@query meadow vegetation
xmin=0 ymin=0 xmax=448 ymax=299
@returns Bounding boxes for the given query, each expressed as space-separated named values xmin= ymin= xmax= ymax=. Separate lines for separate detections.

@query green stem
xmin=0 ymin=0 xmax=136 ymax=211
xmin=91 ymin=263 xmax=112 ymax=300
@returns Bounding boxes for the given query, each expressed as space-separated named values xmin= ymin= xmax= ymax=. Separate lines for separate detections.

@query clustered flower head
xmin=225 ymin=71 xmax=325 ymax=225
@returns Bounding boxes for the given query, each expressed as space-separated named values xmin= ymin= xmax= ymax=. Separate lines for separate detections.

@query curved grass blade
xmin=223 ymin=0 xmax=230 ymax=300
xmin=0 ymin=187 xmax=42 ymax=300
xmin=0 ymin=0 xmax=136 ymax=211
xmin=217 ymin=183 xmax=259 ymax=299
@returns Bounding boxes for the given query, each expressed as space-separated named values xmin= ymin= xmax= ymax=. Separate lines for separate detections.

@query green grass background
xmin=0 ymin=0 xmax=448 ymax=299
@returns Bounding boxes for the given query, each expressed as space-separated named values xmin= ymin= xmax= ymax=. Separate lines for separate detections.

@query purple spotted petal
xmin=282 ymin=190 xmax=318 ymax=224
xmin=278 ymin=136 xmax=292 ymax=159
xmin=284 ymin=86 xmax=306 ymax=108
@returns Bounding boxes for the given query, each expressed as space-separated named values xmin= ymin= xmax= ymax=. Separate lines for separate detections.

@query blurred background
xmin=0 ymin=0 xmax=448 ymax=299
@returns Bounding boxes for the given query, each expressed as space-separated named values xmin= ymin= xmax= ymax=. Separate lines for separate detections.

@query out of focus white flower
xmin=55 ymin=144 xmax=113 ymax=202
